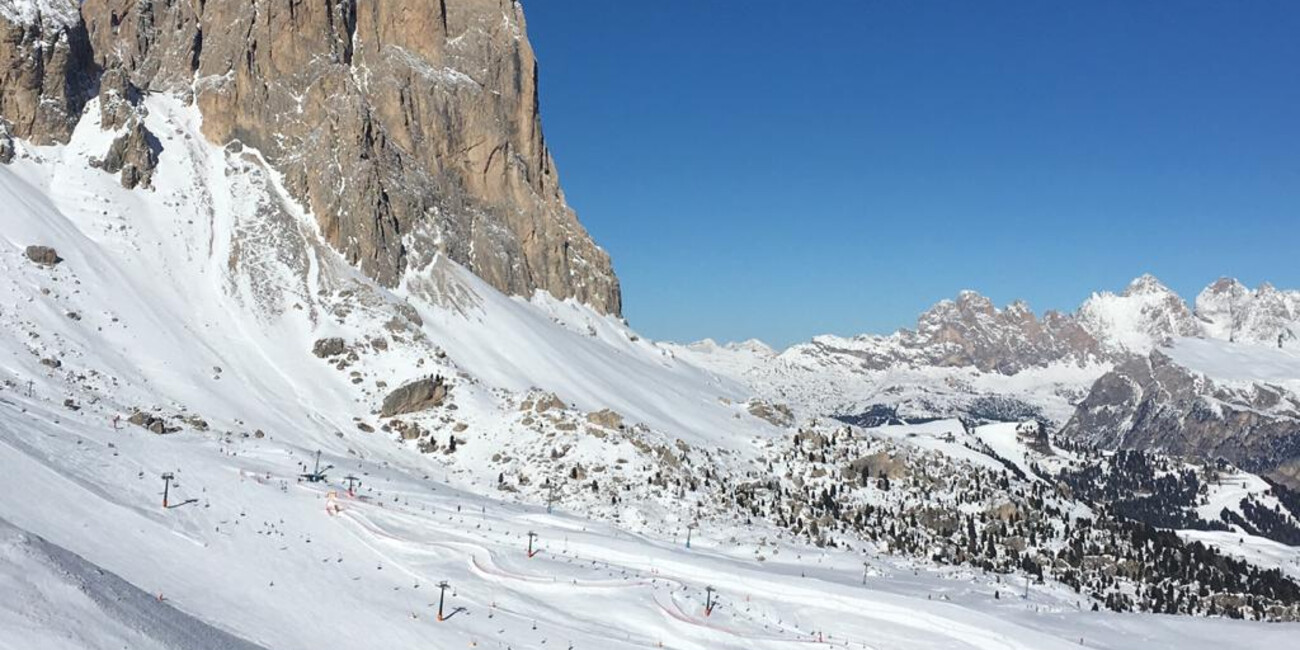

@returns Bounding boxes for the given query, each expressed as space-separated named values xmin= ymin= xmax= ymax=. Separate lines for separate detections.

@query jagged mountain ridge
xmin=671 ymin=275 xmax=1300 ymax=488
xmin=779 ymin=274 xmax=1251 ymax=378
xmin=0 ymin=0 xmax=621 ymax=314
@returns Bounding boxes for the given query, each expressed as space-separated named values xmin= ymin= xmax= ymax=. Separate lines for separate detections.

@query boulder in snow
xmin=380 ymin=376 xmax=448 ymax=418
xmin=312 ymin=337 xmax=347 ymax=358
xmin=25 ymin=246 xmax=62 ymax=266
xmin=585 ymin=409 xmax=625 ymax=430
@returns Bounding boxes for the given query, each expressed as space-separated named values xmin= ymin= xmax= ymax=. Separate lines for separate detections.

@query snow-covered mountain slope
xmin=1076 ymin=274 xmax=1203 ymax=354
xmin=0 ymin=517 xmax=266 ymax=650
xmin=0 ymin=93 xmax=764 ymax=453
xmin=1166 ymin=338 xmax=1300 ymax=390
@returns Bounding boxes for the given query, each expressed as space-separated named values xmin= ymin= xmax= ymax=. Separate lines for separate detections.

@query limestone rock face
xmin=312 ymin=338 xmax=348 ymax=359
xmin=1076 ymin=274 xmax=1201 ymax=354
xmin=0 ymin=0 xmax=95 ymax=144
xmin=792 ymin=291 xmax=1107 ymax=375
xmin=73 ymin=0 xmax=621 ymax=314
xmin=97 ymin=67 xmax=145 ymax=132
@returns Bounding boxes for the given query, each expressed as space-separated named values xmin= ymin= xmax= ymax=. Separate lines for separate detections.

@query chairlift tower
xmin=686 ymin=522 xmax=698 ymax=549
xmin=344 ymin=474 xmax=361 ymax=496
xmin=300 ymin=450 xmax=333 ymax=483
xmin=161 ymin=472 xmax=175 ymax=508
xmin=527 ymin=531 xmax=540 ymax=558
xmin=705 ymin=586 xmax=717 ymax=617
xmin=436 ymin=581 xmax=451 ymax=622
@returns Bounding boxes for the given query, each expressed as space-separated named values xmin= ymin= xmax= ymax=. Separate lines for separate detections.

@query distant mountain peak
xmin=1122 ymin=273 xmax=1173 ymax=297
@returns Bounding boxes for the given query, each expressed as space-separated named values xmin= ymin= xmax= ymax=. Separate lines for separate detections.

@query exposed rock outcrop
xmin=380 ymin=376 xmax=448 ymax=417
xmin=97 ymin=66 xmax=144 ymax=131
xmin=0 ymin=119 xmax=13 ymax=163
xmin=585 ymin=409 xmax=625 ymax=431
xmin=127 ymin=410 xmax=174 ymax=435
xmin=1196 ymin=278 xmax=1300 ymax=346
xmin=312 ymin=338 xmax=348 ymax=359
xmin=100 ymin=120 xmax=160 ymax=189
xmin=748 ymin=399 xmax=794 ymax=428
xmin=791 ymin=291 xmax=1106 ymax=375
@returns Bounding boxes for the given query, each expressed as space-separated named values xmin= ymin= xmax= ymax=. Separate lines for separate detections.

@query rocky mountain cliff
xmin=1076 ymin=274 xmax=1203 ymax=354
xmin=0 ymin=0 xmax=620 ymax=314
xmin=792 ymin=291 xmax=1104 ymax=375
xmin=1061 ymin=349 xmax=1300 ymax=487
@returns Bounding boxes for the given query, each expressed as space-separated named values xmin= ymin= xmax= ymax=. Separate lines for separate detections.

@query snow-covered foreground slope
xmin=0 ymin=517 xmax=264 ymax=650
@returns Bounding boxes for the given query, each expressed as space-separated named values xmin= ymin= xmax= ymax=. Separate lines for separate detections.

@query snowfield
xmin=1 ymin=95 xmax=1299 ymax=648
xmin=1166 ymin=337 xmax=1300 ymax=391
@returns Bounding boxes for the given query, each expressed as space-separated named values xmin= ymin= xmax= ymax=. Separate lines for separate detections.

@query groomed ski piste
xmin=1 ymin=96 xmax=1299 ymax=649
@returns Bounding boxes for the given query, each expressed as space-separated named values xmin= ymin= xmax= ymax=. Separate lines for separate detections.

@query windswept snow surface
xmin=1 ymin=96 xmax=1298 ymax=648
xmin=1165 ymin=337 xmax=1300 ymax=391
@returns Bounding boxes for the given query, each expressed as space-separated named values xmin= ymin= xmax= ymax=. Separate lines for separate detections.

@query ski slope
xmin=2 ymin=393 xmax=1296 ymax=650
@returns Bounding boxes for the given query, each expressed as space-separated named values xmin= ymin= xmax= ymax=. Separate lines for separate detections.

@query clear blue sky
xmin=524 ymin=1 xmax=1300 ymax=348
